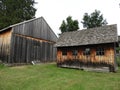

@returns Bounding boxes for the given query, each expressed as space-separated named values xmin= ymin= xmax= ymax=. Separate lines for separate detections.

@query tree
xmin=59 ymin=16 xmax=79 ymax=33
xmin=81 ymin=10 xmax=108 ymax=29
xmin=0 ymin=0 xmax=36 ymax=30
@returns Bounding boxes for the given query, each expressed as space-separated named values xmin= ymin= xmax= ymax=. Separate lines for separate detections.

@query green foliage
xmin=81 ymin=10 xmax=108 ymax=29
xmin=59 ymin=16 xmax=79 ymax=33
xmin=116 ymin=47 xmax=120 ymax=51
xmin=0 ymin=63 xmax=120 ymax=90
xmin=117 ymin=56 xmax=120 ymax=66
xmin=0 ymin=0 xmax=36 ymax=29
xmin=116 ymin=47 xmax=120 ymax=66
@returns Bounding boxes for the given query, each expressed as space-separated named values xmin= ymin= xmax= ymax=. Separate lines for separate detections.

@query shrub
xmin=116 ymin=56 xmax=120 ymax=66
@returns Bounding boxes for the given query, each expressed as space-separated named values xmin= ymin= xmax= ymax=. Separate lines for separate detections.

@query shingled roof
xmin=55 ymin=24 xmax=118 ymax=47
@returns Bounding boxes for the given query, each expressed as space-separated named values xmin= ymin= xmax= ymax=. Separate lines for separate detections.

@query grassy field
xmin=0 ymin=63 xmax=120 ymax=90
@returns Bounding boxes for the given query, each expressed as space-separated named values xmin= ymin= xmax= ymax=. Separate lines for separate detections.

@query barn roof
xmin=55 ymin=24 xmax=118 ymax=47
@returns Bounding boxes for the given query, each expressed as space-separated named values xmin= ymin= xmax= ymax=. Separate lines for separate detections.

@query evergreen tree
xmin=81 ymin=10 xmax=107 ymax=29
xmin=0 ymin=0 xmax=36 ymax=29
xmin=59 ymin=16 xmax=79 ymax=33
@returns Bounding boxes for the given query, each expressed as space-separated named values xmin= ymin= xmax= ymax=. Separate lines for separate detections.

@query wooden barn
xmin=55 ymin=24 xmax=118 ymax=72
xmin=0 ymin=17 xmax=57 ymax=64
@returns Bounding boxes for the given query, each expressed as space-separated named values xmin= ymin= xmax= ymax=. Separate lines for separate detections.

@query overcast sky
xmin=35 ymin=0 xmax=120 ymax=36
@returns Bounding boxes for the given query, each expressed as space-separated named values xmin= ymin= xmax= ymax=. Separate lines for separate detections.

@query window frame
xmin=62 ymin=50 xmax=67 ymax=56
xmin=83 ymin=48 xmax=91 ymax=56
xmin=72 ymin=50 xmax=78 ymax=56
xmin=96 ymin=47 xmax=105 ymax=56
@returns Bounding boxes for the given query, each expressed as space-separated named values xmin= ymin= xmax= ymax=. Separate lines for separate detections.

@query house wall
xmin=0 ymin=28 xmax=12 ymax=63
xmin=57 ymin=43 xmax=116 ymax=72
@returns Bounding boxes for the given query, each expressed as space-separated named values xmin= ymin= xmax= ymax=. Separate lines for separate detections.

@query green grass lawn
xmin=0 ymin=63 xmax=120 ymax=90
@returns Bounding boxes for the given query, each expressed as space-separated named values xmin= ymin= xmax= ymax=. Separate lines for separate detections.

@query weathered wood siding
xmin=8 ymin=17 xmax=57 ymax=63
xmin=9 ymin=34 xmax=56 ymax=63
xmin=0 ymin=28 xmax=12 ymax=62
xmin=0 ymin=17 xmax=57 ymax=63
xmin=12 ymin=17 xmax=57 ymax=42
xmin=57 ymin=43 xmax=116 ymax=72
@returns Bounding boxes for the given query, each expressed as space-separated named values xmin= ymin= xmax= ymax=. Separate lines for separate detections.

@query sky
xmin=35 ymin=0 xmax=120 ymax=36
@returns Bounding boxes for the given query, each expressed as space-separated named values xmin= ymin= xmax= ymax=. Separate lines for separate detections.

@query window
xmin=62 ymin=50 xmax=67 ymax=55
xmin=83 ymin=48 xmax=90 ymax=55
xmin=96 ymin=48 xmax=104 ymax=56
xmin=72 ymin=50 xmax=78 ymax=56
